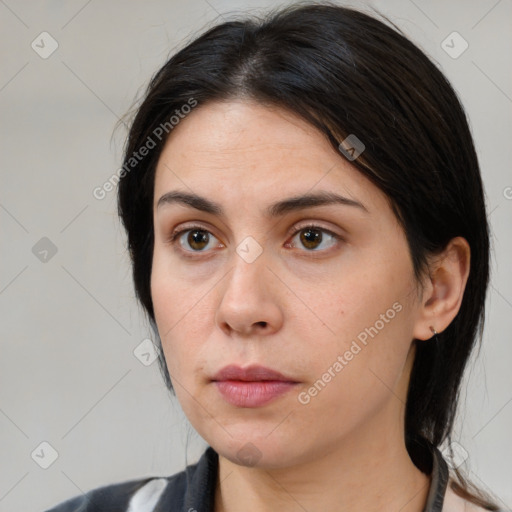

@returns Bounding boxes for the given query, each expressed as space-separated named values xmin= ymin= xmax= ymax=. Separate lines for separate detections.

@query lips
xmin=211 ymin=364 xmax=299 ymax=407
xmin=211 ymin=364 xmax=297 ymax=382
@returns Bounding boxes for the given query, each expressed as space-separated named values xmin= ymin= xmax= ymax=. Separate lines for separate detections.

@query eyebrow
xmin=156 ymin=190 xmax=368 ymax=217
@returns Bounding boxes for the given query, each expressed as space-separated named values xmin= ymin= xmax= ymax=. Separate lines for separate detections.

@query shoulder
xmin=443 ymin=483 xmax=487 ymax=512
xmin=442 ymin=479 xmax=511 ymax=512
xmin=43 ymin=447 xmax=216 ymax=512
xmin=43 ymin=476 xmax=173 ymax=512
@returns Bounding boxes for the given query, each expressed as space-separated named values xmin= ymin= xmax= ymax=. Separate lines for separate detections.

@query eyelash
xmin=167 ymin=223 xmax=344 ymax=257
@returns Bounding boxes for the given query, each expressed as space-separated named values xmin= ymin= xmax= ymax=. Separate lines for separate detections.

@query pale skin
xmin=150 ymin=99 xmax=470 ymax=512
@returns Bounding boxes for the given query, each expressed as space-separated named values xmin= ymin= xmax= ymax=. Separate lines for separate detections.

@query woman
xmin=45 ymin=2 xmax=508 ymax=511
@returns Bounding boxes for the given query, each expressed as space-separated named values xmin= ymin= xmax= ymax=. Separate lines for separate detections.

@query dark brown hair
xmin=117 ymin=2 xmax=501 ymax=508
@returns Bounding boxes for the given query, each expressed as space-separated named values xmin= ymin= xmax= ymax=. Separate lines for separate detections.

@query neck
xmin=214 ymin=412 xmax=431 ymax=512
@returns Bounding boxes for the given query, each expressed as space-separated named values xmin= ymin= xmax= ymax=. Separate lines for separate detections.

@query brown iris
xmin=299 ymin=228 xmax=322 ymax=250
xmin=187 ymin=230 xmax=210 ymax=251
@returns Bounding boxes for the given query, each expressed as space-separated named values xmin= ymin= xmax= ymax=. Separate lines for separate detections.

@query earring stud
xmin=430 ymin=326 xmax=438 ymax=336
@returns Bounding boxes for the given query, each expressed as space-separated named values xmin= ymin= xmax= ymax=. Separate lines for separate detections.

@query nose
xmin=215 ymin=247 xmax=284 ymax=337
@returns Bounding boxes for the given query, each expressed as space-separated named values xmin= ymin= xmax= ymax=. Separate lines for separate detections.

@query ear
xmin=412 ymin=236 xmax=471 ymax=341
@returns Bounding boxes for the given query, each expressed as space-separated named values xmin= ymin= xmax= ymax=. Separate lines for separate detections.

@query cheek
xmin=297 ymin=254 xmax=412 ymax=349
xmin=150 ymin=253 xmax=206 ymax=379
xmin=298 ymin=257 xmax=416 ymax=397
xmin=295 ymin=305 xmax=414 ymax=439
xmin=152 ymin=280 xmax=211 ymax=420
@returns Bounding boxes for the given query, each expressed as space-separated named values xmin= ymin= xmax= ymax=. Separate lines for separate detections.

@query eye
xmin=168 ymin=223 xmax=343 ymax=256
xmin=286 ymin=224 xmax=342 ymax=252
xmin=169 ymin=226 xmax=223 ymax=253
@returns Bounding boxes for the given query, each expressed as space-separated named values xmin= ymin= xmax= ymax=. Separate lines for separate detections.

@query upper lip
xmin=212 ymin=364 xmax=298 ymax=382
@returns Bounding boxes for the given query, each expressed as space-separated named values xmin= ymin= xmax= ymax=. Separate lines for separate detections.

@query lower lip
xmin=214 ymin=380 xmax=297 ymax=407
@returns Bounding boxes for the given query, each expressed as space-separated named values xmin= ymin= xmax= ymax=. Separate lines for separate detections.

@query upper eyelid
xmin=171 ymin=221 xmax=340 ymax=237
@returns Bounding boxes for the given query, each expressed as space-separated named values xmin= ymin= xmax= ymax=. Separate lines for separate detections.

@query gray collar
xmin=423 ymin=441 xmax=450 ymax=512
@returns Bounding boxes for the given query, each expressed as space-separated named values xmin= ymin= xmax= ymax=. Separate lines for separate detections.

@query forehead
xmin=153 ymin=99 xmax=385 ymax=214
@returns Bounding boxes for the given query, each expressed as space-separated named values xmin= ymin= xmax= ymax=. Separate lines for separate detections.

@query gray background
xmin=0 ymin=1 xmax=511 ymax=511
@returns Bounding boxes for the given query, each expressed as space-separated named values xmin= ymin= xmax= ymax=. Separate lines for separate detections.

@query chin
xmin=209 ymin=430 xmax=301 ymax=469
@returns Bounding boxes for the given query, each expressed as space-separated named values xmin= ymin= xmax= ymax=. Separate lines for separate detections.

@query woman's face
xmin=151 ymin=99 xmax=423 ymax=468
